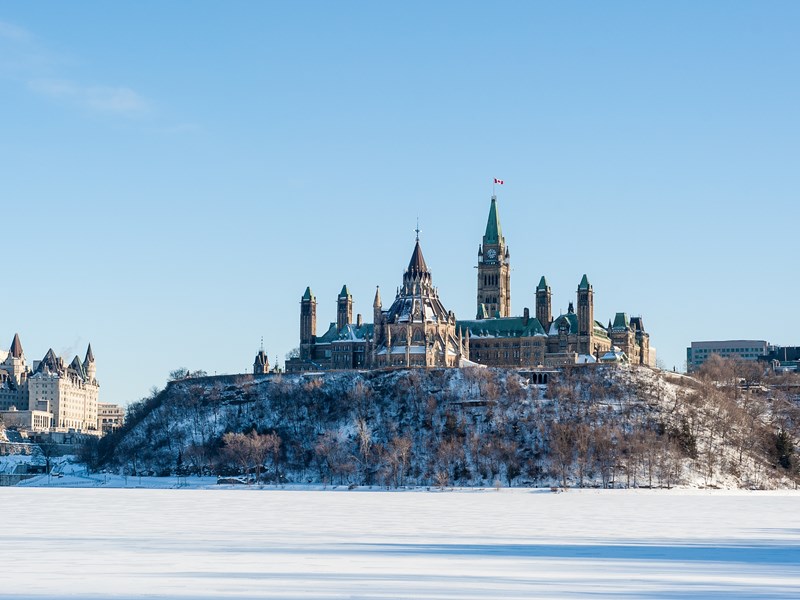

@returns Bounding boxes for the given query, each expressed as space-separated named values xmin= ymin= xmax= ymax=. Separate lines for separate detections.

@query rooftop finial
xmin=260 ymin=336 xmax=264 ymax=352
xmin=415 ymin=217 xmax=420 ymax=241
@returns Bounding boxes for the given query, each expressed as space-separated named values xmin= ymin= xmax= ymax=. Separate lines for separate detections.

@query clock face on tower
xmin=486 ymin=248 xmax=497 ymax=260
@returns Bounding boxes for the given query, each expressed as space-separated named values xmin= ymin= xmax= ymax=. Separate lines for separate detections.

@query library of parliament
xmin=279 ymin=196 xmax=654 ymax=373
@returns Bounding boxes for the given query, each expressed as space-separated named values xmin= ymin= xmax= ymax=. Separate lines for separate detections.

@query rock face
xmin=98 ymin=366 xmax=799 ymax=489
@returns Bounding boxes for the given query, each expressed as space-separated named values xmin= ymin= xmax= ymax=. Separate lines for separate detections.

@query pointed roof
xmin=537 ymin=276 xmax=549 ymax=291
xmin=84 ymin=343 xmax=95 ymax=364
xmin=339 ymin=284 xmax=351 ymax=298
xmin=69 ymin=355 xmax=86 ymax=379
xmin=612 ymin=312 xmax=630 ymax=331
xmin=630 ymin=316 xmax=645 ymax=333
xmin=9 ymin=333 xmax=23 ymax=358
xmin=578 ymin=274 xmax=591 ymax=290
xmin=406 ymin=239 xmax=429 ymax=276
xmin=476 ymin=304 xmax=490 ymax=319
xmin=373 ymin=286 xmax=382 ymax=307
xmin=459 ymin=315 xmax=547 ymax=338
xmin=36 ymin=348 xmax=62 ymax=374
xmin=483 ymin=196 xmax=503 ymax=245
xmin=549 ymin=312 xmax=579 ymax=336
xmin=302 ymin=286 xmax=315 ymax=301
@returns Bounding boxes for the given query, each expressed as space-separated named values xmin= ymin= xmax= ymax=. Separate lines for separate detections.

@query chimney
xmin=523 ymin=307 xmax=530 ymax=326
xmin=356 ymin=313 xmax=363 ymax=327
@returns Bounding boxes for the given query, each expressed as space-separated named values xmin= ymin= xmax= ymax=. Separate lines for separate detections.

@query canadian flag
xmin=494 ymin=178 xmax=504 ymax=185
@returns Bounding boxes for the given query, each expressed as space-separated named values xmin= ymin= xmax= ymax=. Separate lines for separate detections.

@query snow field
xmin=1 ymin=488 xmax=799 ymax=599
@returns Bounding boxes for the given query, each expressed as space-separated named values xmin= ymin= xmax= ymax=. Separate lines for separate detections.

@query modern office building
xmin=686 ymin=340 xmax=768 ymax=373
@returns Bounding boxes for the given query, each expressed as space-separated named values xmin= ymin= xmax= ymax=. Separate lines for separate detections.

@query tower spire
xmin=9 ymin=333 xmax=23 ymax=358
xmin=483 ymin=195 xmax=503 ymax=246
xmin=477 ymin=194 xmax=510 ymax=318
xmin=406 ymin=238 xmax=429 ymax=275
xmin=373 ymin=285 xmax=382 ymax=307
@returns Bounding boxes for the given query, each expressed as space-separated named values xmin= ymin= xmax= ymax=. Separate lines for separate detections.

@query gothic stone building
xmin=283 ymin=196 xmax=653 ymax=372
xmin=459 ymin=196 xmax=652 ymax=367
xmin=285 ymin=237 xmax=469 ymax=372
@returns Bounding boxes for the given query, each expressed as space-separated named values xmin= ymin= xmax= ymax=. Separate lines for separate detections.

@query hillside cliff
xmin=94 ymin=365 xmax=799 ymax=489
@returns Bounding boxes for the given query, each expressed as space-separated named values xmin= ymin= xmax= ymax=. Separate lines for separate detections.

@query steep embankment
xmin=94 ymin=366 xmax=799 ymax=489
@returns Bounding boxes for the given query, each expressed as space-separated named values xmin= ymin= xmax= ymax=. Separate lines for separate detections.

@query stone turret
xmin=3 ymin=333 xmax=28 ymax=385
xmin=300 ymin=287 xmax=317 ymax=360
xmin=577 ymin=274 xmax=594 ymax=354
xmin=535 ymin=276 xmax=552 ymax=330
xmin=337 ymin=285 xmax=353 ymax=332
xmin=83 ymin=344 xmax=96 ymax=383
xmin=373 ymin=286 xmax=382 ymax=327
xmin=253 ymin=348 xmax=270 ymax=375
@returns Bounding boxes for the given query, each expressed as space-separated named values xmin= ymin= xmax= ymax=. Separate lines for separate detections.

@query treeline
xmin=85 ymin=361 xmax=800 ymax=489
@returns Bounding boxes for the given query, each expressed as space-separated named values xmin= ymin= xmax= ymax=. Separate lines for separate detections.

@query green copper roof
xmin=593 ymin=320 xmax=610 ymax=339
xmin=302 ymin=287 xmax=315 ymax=301
xmin=483 ymin=196 xmax=503 ymax=245
xmin=578 ymin=274 xmax=591 ymax=290
xmin=550 ymin=313 xmax=579 ymax=335
xmin=316 ymin=322 xmax=339 ymax=343
xmin=458 ymin=315 xmax=547 ymax=338
xmin=339 ymin=284 xmax=351 ymax=298
xmin=333 ymin=323 xmax=375 ymax=342
xmin=537 ymin=276 xmax=549 ymax=291
xmin=316 ymin=322 xmax=374 ymax=345
xmin=612 ymin=312 xmax=630 ymax=331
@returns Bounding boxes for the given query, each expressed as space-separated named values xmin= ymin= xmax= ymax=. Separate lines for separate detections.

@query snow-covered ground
xmin=1 ymin=486 xmax=798 ymax=599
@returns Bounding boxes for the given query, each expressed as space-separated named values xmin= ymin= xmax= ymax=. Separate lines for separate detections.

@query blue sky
xmin=2 ymin=2 xmax=799 ymax=405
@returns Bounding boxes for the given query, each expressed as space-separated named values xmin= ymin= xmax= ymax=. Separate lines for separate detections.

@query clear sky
xmin=2 ymin=2 xmax=799 ymax=405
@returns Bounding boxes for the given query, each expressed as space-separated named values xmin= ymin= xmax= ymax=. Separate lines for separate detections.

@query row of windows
xmin=473 ymin=340 xmax=544 ymax=349
xmin=482 ymin=274 xmax=500 ymax=286
xmin=695 ymin=347 xmax=763 ymax=354
xmin=473 ymin=351 xmax=542 ymax=360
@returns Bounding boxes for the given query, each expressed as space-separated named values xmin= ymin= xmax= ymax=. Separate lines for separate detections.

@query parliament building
xmin=283 ymin=196 xmax=654 ymax=373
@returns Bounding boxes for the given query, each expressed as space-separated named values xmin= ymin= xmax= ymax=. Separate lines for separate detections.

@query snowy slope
xmin=94 ymin=365 xmax=798 ymax=490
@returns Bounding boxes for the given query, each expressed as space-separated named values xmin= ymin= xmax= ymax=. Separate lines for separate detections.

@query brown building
xmin=286 ymin=235 xmax=469 ymax=372
xmin=371 ymin=236 xmax=467 ymax=368
xmin=285 ymin=195 xmax=653 ymax=372
xmin=460 ymin=196 xmax=652 ymax=368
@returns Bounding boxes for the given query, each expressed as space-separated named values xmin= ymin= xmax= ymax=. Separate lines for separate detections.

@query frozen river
xmin=1 ymin=486 xmax=799 ymax=599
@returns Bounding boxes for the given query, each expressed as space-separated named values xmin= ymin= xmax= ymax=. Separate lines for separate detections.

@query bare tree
xmin=592 ymin=427 xmax=617 ymax=488
xmin=355 ymin=417 xmax=373 ymax=484
xmin=549 ymin=422 xmax=574 ymax=488
xmin=222 ymin=430 xmax=279 ymax=483
xmin=574 ymin=424 xmax=592 ymax=487
xmin=385 ymin=435 xmax=412 ymax=487
xmin=314 ymin=430 xmax=355 ymax=485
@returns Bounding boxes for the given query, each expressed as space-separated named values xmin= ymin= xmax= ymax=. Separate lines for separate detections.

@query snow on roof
xmin=458 ymin=357 xmax=485 ymax=368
